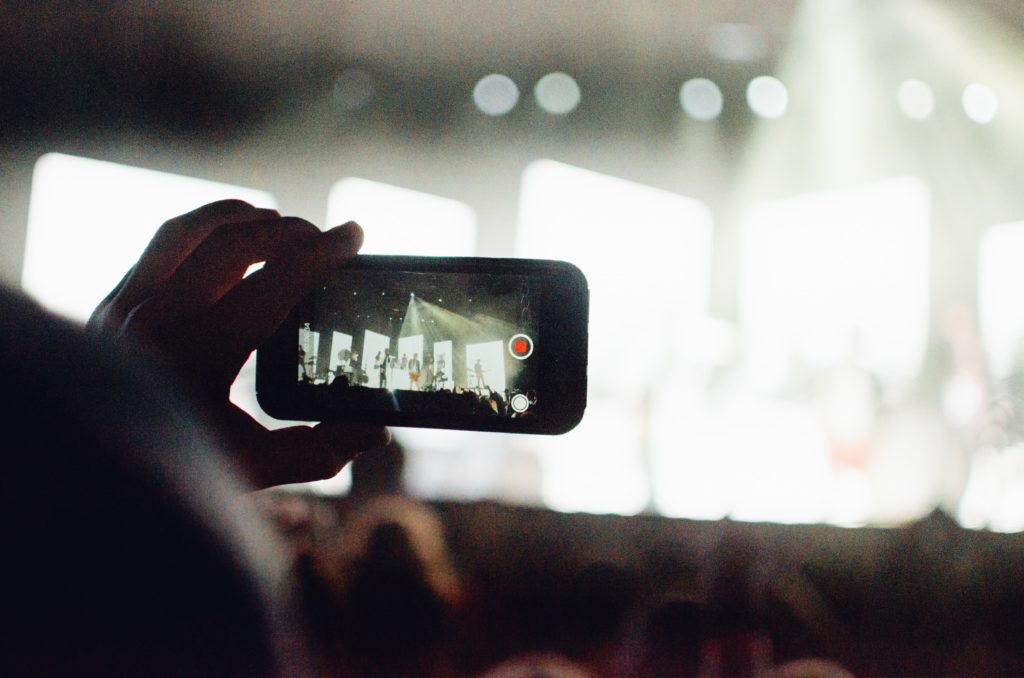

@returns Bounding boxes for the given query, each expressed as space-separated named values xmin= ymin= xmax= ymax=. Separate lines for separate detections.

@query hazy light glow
xmin=400 ymin=428 xmax=508 ymax=501
xmin=534 ymin=72 xmax=581 ymax=115
xmin=958 ymin=446 xmax=1001 ymax=530
xmin=746 ymin=76 xmax=789 ymax=118
xmin=535 ymin=397 xmax=651 ymax=515
xmin=737 ymin=178 xmax=937 ymax=522
xmin=333 ymin=67 xmax=376 ymax=111
xmin=473 ymin=73 xmax=519 ymax=116
xmin=727 ymin=401 xmax=832 ymax=524
xmin=897 ymin=79 xmax=935 ymax=120
xmin=650 ymin=385 xmax=731 ymax=521
xmin=737 ymin=178 xmax=931 ymax=524
xmin=518 ymin=159 xmax=714 ymax=515
xmin=23 ymin=153 xmax=277 ymax=322
xmin=978 ymin=222 xmax=1024 ymax=379
xmin=518 ymin=160 xmax=714 ymax=397
xmin=706 ymin=22 xmax=768 ymax=62
xmin=741 ymin=177 xmax=931 ymax=390
xmin=962 ymin=83 xmax=998 ymax=124
xmin=959 ymin=445 xmax=1024 ymax=533
xmin=680 ymin=78 xmax=724 ymax=121
xmin=327 ymin=178 xmax=477 ymax=256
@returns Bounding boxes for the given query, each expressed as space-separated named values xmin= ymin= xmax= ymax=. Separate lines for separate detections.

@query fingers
xmin=199 ymin=222 xmax=364 ymax=364
xmin=100 ymin=200 xmax=280 ymax=328
xmin=87 ymin=266 xmax=137 ymax=332
xmin=136 ymin=216 xmax=322 ymax=320
xmin=120 ymin=220 xmax=364 ymax=389
xmin=133 ymin=200 xmax=280 ymax=291
xmin=223 ymin=406 xmax=391 ymax=489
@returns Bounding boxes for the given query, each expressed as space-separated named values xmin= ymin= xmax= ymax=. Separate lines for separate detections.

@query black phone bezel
xmin=255 ymin=255 xmax=588 ymax=434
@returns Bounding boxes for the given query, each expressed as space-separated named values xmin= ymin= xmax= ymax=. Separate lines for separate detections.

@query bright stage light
xmin=534 ymin=72 xmax=581 ymax=115
xmin=327 ymin=177 xmax=477 ymax=256
xmin=960 ymin=445 xmax=1024 ymax=533
xmin=741 ymin=177 xmax=930 ymax=390
xmin=473 ymin=73 xmax=519 ymax=116
xmin=23 ymin=153 xmax=277 ymax=322
xmin=517 ymin=159 xmax=713 ymax=515
xmin=746 ymin=76 xmax=788 ymax=119
xmin=737 ymin=178 xmax=930 ymax=525
xmin=535 ymin=397 xmax=650 ymax=516
xmin=897 ymin=79 xmax=935 ymax=120
xmin=680 ymin=78 xmax=724 ymax=121
xmin=962 ymin=83 xmax=998 ymax=124
xmin=517 ymin=159 xmax=714 ymax=398
xmin=978 ymin=222 xmax=1024 ymax=380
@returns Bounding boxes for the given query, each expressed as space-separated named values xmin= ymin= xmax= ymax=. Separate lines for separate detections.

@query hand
xmin=88 ymin=199 xmax=390 ymax=489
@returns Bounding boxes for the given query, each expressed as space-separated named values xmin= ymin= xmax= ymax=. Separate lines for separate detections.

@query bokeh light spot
xmin=746 ymin=76 xmax=788 ymax=119
xmin=898 ymin=79 xmax=935 ymax=120
xmin=534 ymin=72 xmax=581 ymax=115
xmin=963 ymin=83 xmax=998 ymax=124
xmin=473 ymin=74 xmax=519 ymax=116
xmin=680 ymin=78 xmax=724 ymax=121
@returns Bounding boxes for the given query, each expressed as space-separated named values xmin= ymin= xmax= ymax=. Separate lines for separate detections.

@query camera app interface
xmin=298 ymin=269 xmax=539 ymax=418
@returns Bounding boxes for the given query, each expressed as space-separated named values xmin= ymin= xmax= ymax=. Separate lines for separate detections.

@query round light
xmin=473 ymin=74 xmax=519 ymax=116
xmin=680 ymin=78 xmax=724 ymax=121
xmin=898 ymin=79 xmax=935 ymax=120
xmin=534 ymin=72 xmax=581 ymax=115
xmin=963 ymin=83 xmax=998 ymax=124
xmin=332 ymin=68 xmax=375 ymax=111
xmin=746 ymin=76 xmax=788 ymax=119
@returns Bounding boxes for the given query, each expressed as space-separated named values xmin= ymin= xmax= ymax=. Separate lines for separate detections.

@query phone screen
xmin=258 ymin=255 xmax=587 ymax=433
xmin=296 ymin=268 xmax=542 ymax=419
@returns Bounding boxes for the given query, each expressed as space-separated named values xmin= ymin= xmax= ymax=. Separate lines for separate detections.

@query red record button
xmin=508 ymin=333 xmax=534 ymax=360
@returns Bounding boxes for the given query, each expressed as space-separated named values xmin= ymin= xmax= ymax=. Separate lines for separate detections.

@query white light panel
xmin=740 ymin=177 xmax=930 ymax=391
xmin=326 ymin=177 xmax=477 ymax=256
xmin=979 ymin=222 xmax=1024 ymax=380
xmin=517 ymin=159 xmax=714 ymax=515
xmin=23 ymin=153 xmax=277 ymax=322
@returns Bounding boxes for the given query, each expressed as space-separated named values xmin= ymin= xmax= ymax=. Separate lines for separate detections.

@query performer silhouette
xmin=422 ymin=358 xmax=434 ymax=392
xmin=474 ymin=358 xmax=485 ymax=390
xmin=379 ymin=349 xmax=390 ymax=389
xmin=408 ymin=352 xmax=421 ymax=391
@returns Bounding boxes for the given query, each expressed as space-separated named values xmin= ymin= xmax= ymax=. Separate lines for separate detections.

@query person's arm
xmin=88 ymin=199 xmax=389 ymax=489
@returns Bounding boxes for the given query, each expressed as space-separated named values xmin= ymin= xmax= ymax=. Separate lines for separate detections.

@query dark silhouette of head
xmin=0 ymin=286 xmax=308 ymax=677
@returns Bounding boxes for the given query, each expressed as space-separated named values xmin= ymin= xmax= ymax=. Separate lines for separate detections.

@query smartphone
xmin=256 ymin=255 xmax=588 ymax=434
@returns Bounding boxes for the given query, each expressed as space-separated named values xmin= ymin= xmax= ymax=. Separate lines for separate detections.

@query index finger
xmin=129 ymin=200 xmax=280 ymax=295
xmin=92 ymin=200 xmax=279 ymax=330
xmin=197 ymin=222 xmax=364 ymax=366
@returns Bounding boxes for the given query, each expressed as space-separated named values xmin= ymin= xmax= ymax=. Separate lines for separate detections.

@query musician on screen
xmin=474 ymin=358 xmax=485 ymax=390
